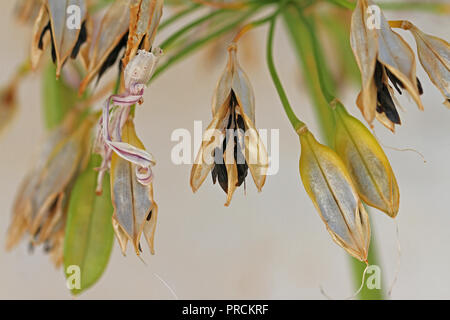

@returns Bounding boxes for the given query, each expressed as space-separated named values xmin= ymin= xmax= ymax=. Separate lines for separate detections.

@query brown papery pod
xmin=79 ymin=0 xmax=132 ymax=94
xmin=398 ymin=21 xmax=450 ymax=108
xmin=110 ymin=119 xmax=158 ymax=256
xmin=31 ymin=1 xmax=89 ymax=77
xmin=122 ymin=0 xmax=164 ymax=68
xmin=6 ymin=113 xmax=94 ymax=259
xmin=351 ymin=0 xmax=424 ymax=132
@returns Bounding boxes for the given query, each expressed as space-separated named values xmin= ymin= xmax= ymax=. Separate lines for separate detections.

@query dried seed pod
xmin=80 ymin=0 xmax=132 ymax=94
xmin=351 ymin=0 xmax=423 ymax=131
xmin=31 ymin=0 xmax=89 ymax=77
xmin=299 ymin=127 xmax=370 ymax=262
xmin=122 ymin=0 xmax=164 ymax=68
xmin=110 ymin=119 xmax=158 ymax=256
xmin=333 ymin=101 xmax=399 ymax=218
xmin=6 ymin=112 xmax=95 ymax=266
xmin=402 ymin=22 xmax=450 ymax=108
xmin=191 ymin=44 xmax=268 ymax=206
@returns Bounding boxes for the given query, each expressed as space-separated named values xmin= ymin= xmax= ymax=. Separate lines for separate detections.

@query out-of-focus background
xmin=1 ymin=1 xmax=449 ymax=299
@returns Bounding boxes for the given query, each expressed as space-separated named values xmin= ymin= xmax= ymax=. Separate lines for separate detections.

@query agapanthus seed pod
xmin=397 ymin=21 xmax=449 ymax=108
xmin=6 ymin=112 xmax=95 ymax=266
xmin=110 ymin=119 xmax=158 ymax=256
xmin=333 ymin=100 xmax=399 ymax=218
xmin=80 ymin=0 xmax=131 ymax=94
xmin=122 ymin=0 xmax=164 ymax=68
xmin=299 ymin=127 xmax=370 ymax=262
xmin=190 ymin=44 xmax=268 ymax=206
xmin=31 ymin=0 xmax=88 ymax=77
xmin=351 ymin=0 xmax=424 ymax=132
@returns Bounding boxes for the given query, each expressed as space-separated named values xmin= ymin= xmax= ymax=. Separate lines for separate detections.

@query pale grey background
xmin=0 ymin=2 xmax=449 ymax=299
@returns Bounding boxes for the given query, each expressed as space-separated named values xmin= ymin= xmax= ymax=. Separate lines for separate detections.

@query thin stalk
xmin=150 ymin=7 xmax=261 ymax=83
xmin=326 ymin=0 xmax=450 ymax=13
xmin=283 ymin=5 xmax=384 ymax=300
xmin=159 ymin=3 xmax=202 ymax=31
xmin=160 ymin=9 xmax=226 ymax=50
xmin=266 ymin=16 xmax=305 ymax=132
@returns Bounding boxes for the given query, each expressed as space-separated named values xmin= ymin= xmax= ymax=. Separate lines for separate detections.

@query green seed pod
xmin=299 ymin=127 xmax=370 ymax=262
xmin=333 ymin=100 xmax=399 ymax=218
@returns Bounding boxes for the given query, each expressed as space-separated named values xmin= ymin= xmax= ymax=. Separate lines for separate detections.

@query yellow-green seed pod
xmin=333 ymin=101 xmax=399 ymax=218
xmin=299 ymin=127 xmax=370 ymax=262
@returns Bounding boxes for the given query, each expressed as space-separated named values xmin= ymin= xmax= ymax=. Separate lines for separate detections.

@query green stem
xmin=283 ymin=5 xmax=384 ymax=300
xmin=266 ymin=16 xmax=305 ymax=132
xmin=160 ymin=9 xmax=226 ymax=50
xmin=151 ymin=7 xmax=261 ymax=83
xmin=159 ymin=3 xmax=202 ymax=31
xmin=326 ymin=0 xmax=450 ymax=13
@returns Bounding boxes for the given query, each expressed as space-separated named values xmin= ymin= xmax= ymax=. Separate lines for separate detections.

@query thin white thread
xmin=371 ymin=128 xmax=427 ymax=163
xmin=136 ymin=253 xmax=179 ymax=299
xmin=320 ymin=264 xmax=370 ymax=300
xmin=388 ymin=220 xmax=402 ymax=297
xmin=153 ymin=272 xmax=179 ymax=300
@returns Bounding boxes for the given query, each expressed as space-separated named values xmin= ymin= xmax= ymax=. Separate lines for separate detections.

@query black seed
xmin=43 ymin=241 xmax=52 ymax=253
xmin=38 ymin=22 xmax=51 ymax=50
xmin=146 ymin=210 xmax=153 ymax=221
xmin=374 ymin=61 xmax=384 ymax=90
xmin=138 ymin=243 xmax=143 ymax=253
xmin=417 ymin=77 xmax=424 ymax=95
xmin=70 ymin=20 xmax=87 ymax=59
xmin=138 ymin=35 xmax=147 ymax=50
xmin=374 ymin=61 xmax=401 ymax=125
xmin=97 ymin=31 xmax=129 ymax=83
xmin=377 ymin=86 xmax=401 ymax=124
xmin=385 ymin=67 xmax=404 ymax=95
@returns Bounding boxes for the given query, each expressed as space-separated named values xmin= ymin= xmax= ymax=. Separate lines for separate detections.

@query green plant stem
xmin=266 ymin=16 xmax=305 ymax=132
xmin=283 ymin=5 xmax=384 ymax=300
xmin=159 ymin=3 xmax=202 ymax=31
xmin=150 ymin=7 xmax=261 ymax=82
xmin=326 ymin=0 xmax=450 ymax=13
xmin=160 ymin=9 xmax=226 ymax=50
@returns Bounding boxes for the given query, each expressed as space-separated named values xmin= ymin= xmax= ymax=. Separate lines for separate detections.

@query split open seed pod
xmin=31 ymin=0 xmax=88 ymax=77
xmin=110 ymin=119 xmax=158 ymax=256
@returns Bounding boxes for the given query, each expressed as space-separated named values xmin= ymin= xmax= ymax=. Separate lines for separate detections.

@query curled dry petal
xmin=80 ymin=0 xmax=131 ymax=94
xmin=405 ymin=22 xmax=450 ymax=108
xmin=110 ymin=120 xmax=158 ymax=255
xmin=333 ymin=101 xmax=399 ymax=218
xmin=299 ymin=128 xmax=370 ymax=262
xmin=122 ymin=0 xmax=164 ymax=68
